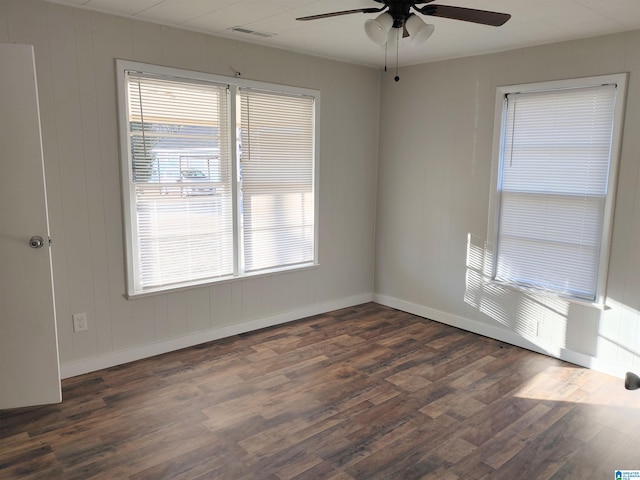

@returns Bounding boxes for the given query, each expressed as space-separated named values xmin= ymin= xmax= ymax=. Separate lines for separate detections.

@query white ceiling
xmin=44 ymin=0 xmax=640 ymax=67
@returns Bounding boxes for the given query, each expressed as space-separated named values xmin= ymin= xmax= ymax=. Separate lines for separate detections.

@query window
xmin=488 ymin=74 xmax=627 ymax=305
xmin=117 ymin=61 xmax=319 ymax=297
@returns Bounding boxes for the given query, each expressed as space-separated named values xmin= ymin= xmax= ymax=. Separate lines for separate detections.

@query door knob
xmin=29 ymin=236 xmax=44 ymax=249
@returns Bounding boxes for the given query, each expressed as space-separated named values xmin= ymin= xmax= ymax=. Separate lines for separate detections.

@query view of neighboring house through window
xmin=117 ymin=61 xmax=319 ymax=297
xmin=488 ymin=74 xmax=627 ymax=305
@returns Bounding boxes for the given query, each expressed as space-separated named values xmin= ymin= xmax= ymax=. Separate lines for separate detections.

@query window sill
xmin=487 ymin=279 xmax=608 ymax=311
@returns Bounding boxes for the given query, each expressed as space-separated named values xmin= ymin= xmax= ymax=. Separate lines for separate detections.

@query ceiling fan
xmin=297 ymin=1 xmax=511 ymax=80
xmin=296 ymin=0 xmax=511 ymax=30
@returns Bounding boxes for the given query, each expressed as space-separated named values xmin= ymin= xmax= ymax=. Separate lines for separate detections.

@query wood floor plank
xmin=1 ymin=302 xmax=639 ymax=479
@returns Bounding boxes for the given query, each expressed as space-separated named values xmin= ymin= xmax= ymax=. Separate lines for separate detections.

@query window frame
xmin=487 ymin=73 xmax=627 ymax=307
xmin=116 ymin=60 xmax=320 ymax=298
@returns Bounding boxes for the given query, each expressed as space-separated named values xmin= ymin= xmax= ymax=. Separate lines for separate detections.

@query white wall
xmin=5 ymin=0 xmax=639 ymax=381
xmin=375 ymin=30 xmax=640 ymax=378
xmin=0 ymin=0 xmax=380 ymax=377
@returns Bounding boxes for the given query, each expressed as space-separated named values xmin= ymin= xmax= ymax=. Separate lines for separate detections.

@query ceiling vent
xmin=230 ymin=27 xmax=276 ymax=38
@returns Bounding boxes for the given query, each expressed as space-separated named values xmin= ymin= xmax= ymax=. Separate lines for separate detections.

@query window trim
xmin=487 ymin=73 xmax=628 ymax=307
xmin=116 ymin=60 xmax=320 ymax=298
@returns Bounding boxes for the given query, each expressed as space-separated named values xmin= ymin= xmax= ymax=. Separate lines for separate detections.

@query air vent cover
xmin=230 ymin=27 xmax=275 ymax=38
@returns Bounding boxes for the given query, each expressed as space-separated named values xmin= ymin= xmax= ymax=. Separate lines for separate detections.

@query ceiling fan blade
xmin=296 ymin=7 xmax=383 ymax=21
xmin=416 ymin=4 xmax=511 ymax=26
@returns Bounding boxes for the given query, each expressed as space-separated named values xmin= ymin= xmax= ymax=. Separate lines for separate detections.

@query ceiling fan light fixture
xmin=405 ymin=14 xmax=435 ymax=46
xmin=364 ymin=12 xmax=393 ymax=44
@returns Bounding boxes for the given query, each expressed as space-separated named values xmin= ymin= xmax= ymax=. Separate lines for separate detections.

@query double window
xmin=117 ymin=61 xmax=319 ymax=297
xmin=489 ymin=74 xmax=627 ymax=305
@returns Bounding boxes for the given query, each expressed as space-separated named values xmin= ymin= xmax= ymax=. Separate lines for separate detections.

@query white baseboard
xmin=60 ymin=293 xmax=374 ymax=379
xmin=373 ymin=293 xmax=627 ymax=380
xmin=62 ymin=292 xmax=627 ymax=381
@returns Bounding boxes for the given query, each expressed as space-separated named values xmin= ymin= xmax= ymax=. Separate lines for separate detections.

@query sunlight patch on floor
xmin=512 ymin=365 xmax=640 ymax=410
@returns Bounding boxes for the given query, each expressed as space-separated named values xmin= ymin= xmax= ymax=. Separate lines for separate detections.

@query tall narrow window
xmin=490 ymin=74 xmax=626 ymax=304
xmin=117 ymin=61 xmax=319 ymax=297
xmin=239 ymin=88 xmax=315 ymax=273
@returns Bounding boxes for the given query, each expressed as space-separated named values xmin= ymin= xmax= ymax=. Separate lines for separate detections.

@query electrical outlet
xmin=73 ymin=312 xmax=88 ymax=332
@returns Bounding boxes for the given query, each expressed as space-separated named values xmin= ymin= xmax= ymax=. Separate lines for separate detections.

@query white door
xmin=0 ymin=43 xmax=61 ymax=409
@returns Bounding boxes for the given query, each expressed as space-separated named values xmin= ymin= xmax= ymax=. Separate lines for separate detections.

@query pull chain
xmin=395 ymin=30 xmax=400 ymax=82
xmin=394 ymin=27 xmax=400 ymax=81
xmin=384 ymin=40 xmax=388 ymax=72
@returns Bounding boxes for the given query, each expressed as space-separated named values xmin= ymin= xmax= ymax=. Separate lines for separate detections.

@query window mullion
xmin=229 ymin=85 xmax=242 ymax=277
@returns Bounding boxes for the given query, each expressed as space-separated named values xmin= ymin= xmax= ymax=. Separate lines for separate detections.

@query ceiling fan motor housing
xmin=377 ymin=0 xmax=415 ymax=27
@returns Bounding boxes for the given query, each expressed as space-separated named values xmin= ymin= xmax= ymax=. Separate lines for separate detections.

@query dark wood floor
xmin=1 ymin=303 xmax=639 ymax=479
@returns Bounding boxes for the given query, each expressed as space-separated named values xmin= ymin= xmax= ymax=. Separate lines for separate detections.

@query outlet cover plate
xmin=73 ymin=313 xmax=88 ymax=332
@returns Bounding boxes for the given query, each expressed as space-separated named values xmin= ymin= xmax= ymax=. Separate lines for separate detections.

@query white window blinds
xmin=239 ymin=88 xmax=315 ymax=273
xmin=119 ymin=61 xmax=319 ymax=296
xmin=125 ymin=72 xmax=234 ymax=291
xmin=495 ymin=83 xmax=618 ymax=301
